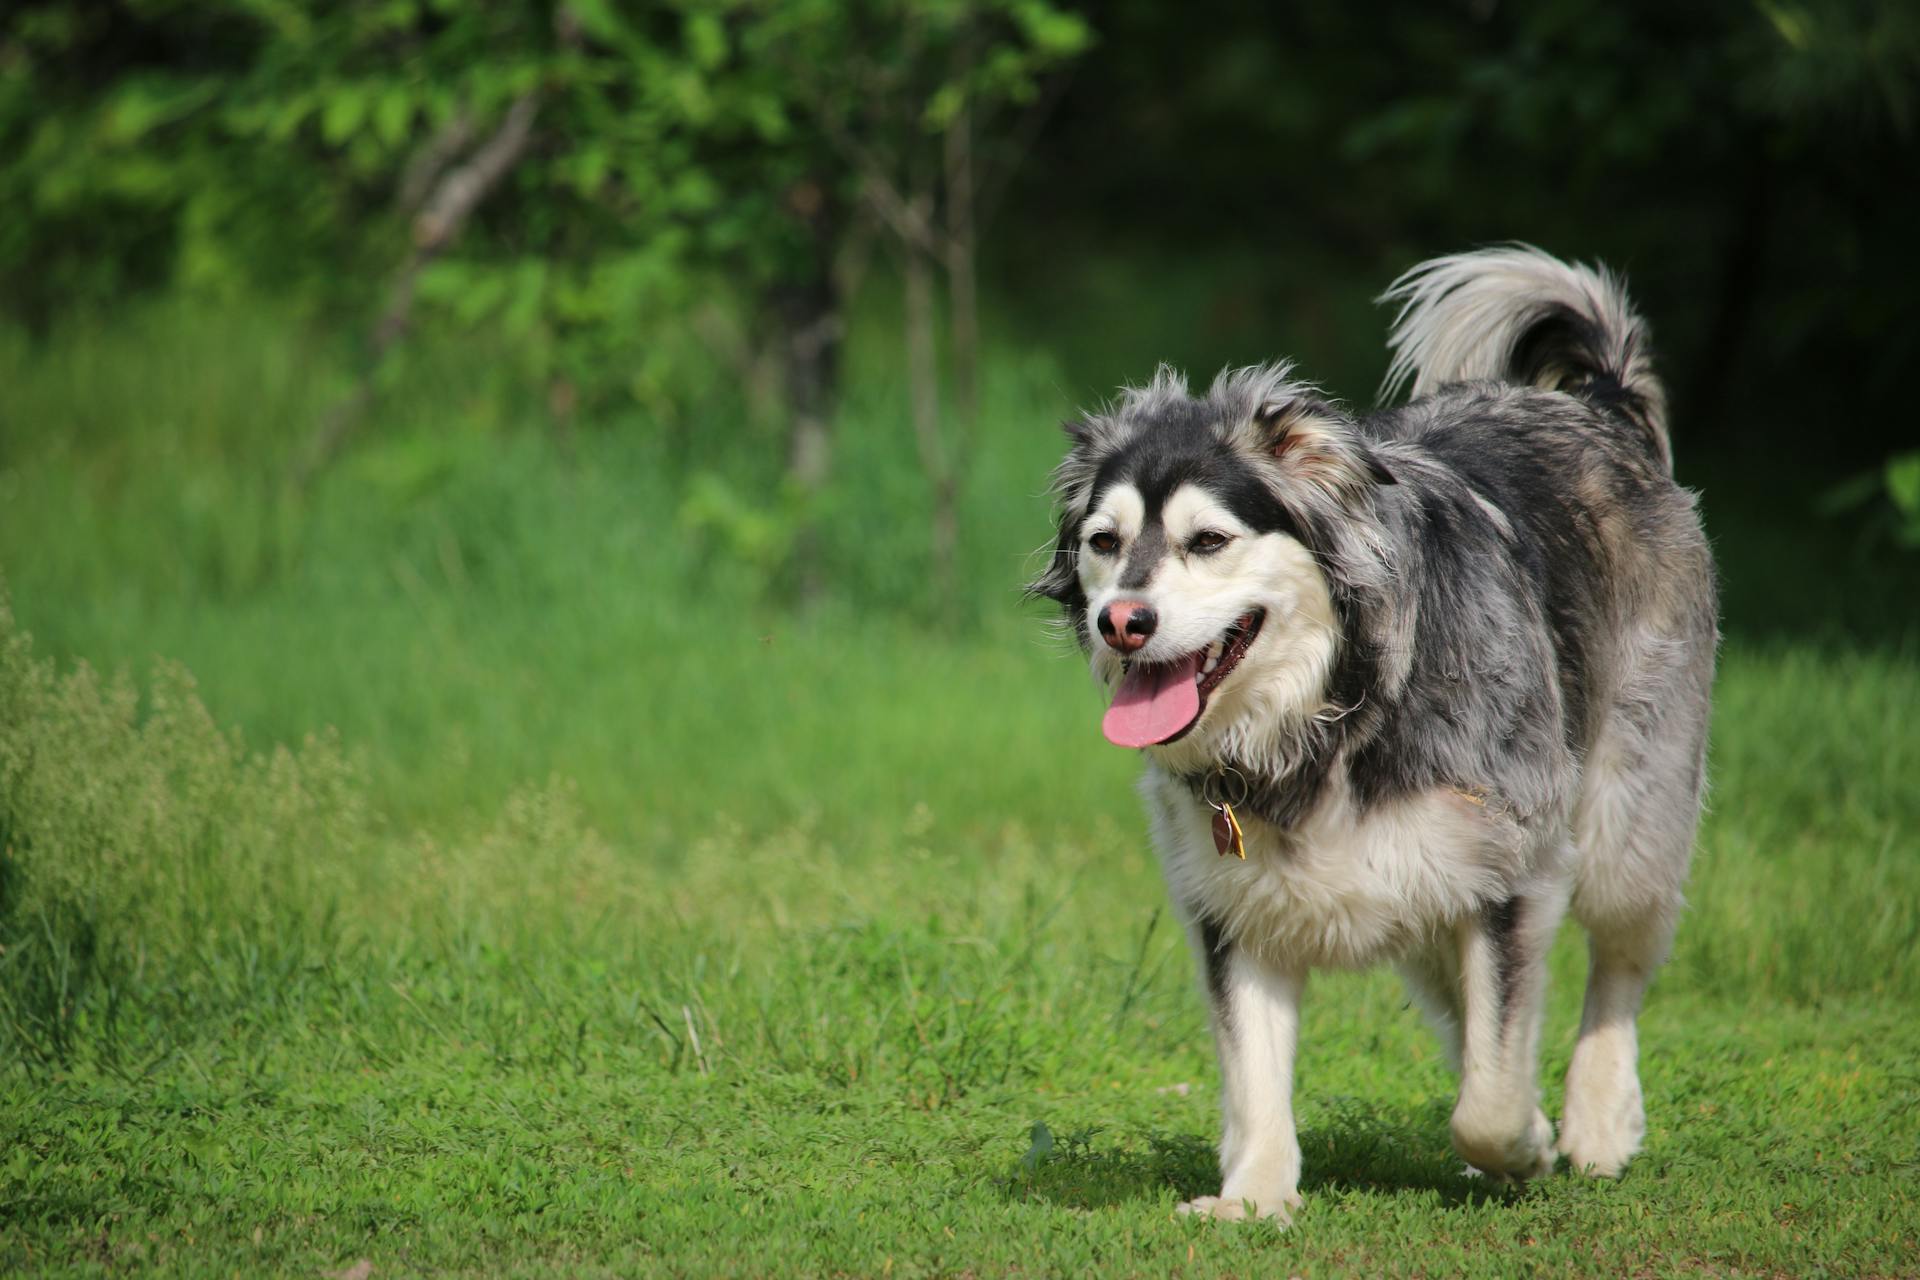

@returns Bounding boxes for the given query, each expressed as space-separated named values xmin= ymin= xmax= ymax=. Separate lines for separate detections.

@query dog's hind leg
xmin=1561 ymin=686 xmax=1706 ymax=1177
xmin=1177 ymin=915 xmax=1306 ymax=1224
xmin=1561 ymin=772 xmax=1694 ymax=1177
xmin=1448 ymin=873 xmax=1569 ymax=1182
xmin=1558 ymin=914 xmax=1671 ymax=1177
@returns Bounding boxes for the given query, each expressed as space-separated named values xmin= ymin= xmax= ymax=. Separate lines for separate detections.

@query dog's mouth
xmin=1102 ymin=610 xmax=1266 ymax=749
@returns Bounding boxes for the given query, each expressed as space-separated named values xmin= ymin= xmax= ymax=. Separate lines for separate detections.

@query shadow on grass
xmin=1006 ymin=1097 xmax=1517 ymax=1212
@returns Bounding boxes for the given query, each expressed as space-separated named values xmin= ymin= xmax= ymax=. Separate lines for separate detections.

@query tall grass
xmin=0 ymin=294 xmax=1916 ymax=1076
xmin=0 ymin=602 xmax=368 ymax=1063
xmin=0 ymin=297 xmax=1107 ymax=830
xmin=1680 ymin=645 xmax=1920 ymax=1001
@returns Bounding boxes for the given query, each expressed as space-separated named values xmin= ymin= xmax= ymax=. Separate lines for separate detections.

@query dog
xmin=1030 ymin=246 xmax=1717 ymax=1223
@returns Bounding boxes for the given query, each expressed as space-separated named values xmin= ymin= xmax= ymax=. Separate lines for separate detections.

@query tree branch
xmin=411 ymin=94 xmax=540 ymax=252
xmin=795 ymin=98 xmax=952 ymax=260
xmin=296 ymin=92 xmax=541 ymax=489
xmin=397 ymin=110 xmax=475 ymax=212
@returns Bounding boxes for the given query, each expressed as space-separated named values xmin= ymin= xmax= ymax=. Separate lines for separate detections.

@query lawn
xmin=3 ymin=303 xmax=1918 ymax=1277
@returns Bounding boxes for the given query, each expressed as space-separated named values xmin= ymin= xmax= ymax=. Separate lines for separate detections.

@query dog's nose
xmin=1097 ymin=601 xmax=1157 ymax=652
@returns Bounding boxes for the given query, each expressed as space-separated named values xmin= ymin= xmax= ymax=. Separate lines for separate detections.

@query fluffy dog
xmin=1031 ymin=246 xmax=1717 ymax=1222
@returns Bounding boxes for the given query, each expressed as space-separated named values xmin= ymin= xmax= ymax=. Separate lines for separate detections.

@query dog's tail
xmin=1379 ymin=244 xmax=1671 ymax=470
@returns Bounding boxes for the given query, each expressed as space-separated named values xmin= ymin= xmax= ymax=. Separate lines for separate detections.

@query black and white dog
xmin=1032 ymin=247 xmax=1717 ymax=1222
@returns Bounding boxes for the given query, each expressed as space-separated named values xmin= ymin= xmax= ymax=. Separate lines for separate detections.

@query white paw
xmin=1513 ymin=1108 xmax=1560 ymax=1179
xmin=1455 ymin=1107 xmax=1557 ymax=1182
xmin=1560 ymin=1089 xmax=1645 ymax=1178
xmin=1176 ymin=1193 xmax=1298 ymax=1225
xmin=1557 ymin=1124 xmax=1640 ymax=1178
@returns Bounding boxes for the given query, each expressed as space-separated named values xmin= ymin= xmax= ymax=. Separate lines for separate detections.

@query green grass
xmin=2 ymin=299 xmax=1918 ymax=1277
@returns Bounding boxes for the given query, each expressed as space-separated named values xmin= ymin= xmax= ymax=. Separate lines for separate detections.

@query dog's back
xmin=1376 ymin=247 xmax=1716 ymax=785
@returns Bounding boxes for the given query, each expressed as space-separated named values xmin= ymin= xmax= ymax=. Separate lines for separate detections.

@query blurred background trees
xmin=3 ymin=0 xmax=1916 ymax=608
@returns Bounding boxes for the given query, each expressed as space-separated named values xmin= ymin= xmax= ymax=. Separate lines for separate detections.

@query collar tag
xmin=1201 ymin=766 xmax=1249 ymax=858
xmin=1210 ymin=801 xmax=1246 ymax=859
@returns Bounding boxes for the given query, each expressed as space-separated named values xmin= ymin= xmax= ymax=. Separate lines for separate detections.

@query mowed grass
xmin=3 ymin=302 xmax=1919 ymax=1277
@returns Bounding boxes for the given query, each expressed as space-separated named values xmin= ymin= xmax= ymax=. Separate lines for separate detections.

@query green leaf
xmin=1014 ymin=2 xmax=1094 ymax=58
xmin=565 ymin=0 xmax=628 ymax=44
xmin=1759 ymin=1 xmax=1814 ymax=52
xmin=98 ymin=78 xmax=218 ymax=146
xmin=1815 ymin=469 xmax=1884 ymax=517
xmin=264 ymin=93 xmax=318 ymax=143
xmin=320 ymin=86 xmax=370 ymax=146
xmin=1020 ymin=1120 xmax=1054 ymax=1171
xmin=924 ymin=82 xmax=966 ymax=132
xmin=374 ymin=88 xmax=414 ymax=149
xmin=1885 ymin=452 xmax=1920 ymax=517
xmin=685 ymin=12 xmax=728 ymax=71
xmin=569 ymin=144 xmax=612 ymax=195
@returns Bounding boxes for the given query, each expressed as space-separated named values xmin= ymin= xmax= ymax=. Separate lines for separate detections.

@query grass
xmin=2 ymin=298 xmax=1918 ymax=1277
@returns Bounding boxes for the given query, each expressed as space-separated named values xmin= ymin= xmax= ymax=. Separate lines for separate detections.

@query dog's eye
xmin=1088 ymin=530 xmax=1119 ymax=554
xmin=1190 ymin=530 xmax=1232 ymax=554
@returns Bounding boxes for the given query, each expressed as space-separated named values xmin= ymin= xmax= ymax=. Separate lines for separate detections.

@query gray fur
xmin=1034 ymin=251 xmax=1714 ymax=839
xmin=1035 ymin=246 xmax=1718 ymax=1211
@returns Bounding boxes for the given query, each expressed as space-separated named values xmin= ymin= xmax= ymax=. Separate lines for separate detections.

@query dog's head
xmin=1031 ymin=364 xmax=1396 ymax=772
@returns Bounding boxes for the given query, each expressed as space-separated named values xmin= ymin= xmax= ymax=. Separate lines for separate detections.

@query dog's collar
xmin=1179 ymin=744 xmax=1336 ymax=833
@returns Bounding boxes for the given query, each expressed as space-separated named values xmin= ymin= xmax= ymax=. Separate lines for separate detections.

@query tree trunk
xmin=943 ymin=98 xmax=978 ymax=440
xmin=772 ymin=178 xmax=845 ymax=603
xmin=902 ymin=201 xmax=955 ymax=601
xmin=776 ymin=278 xmax=841 ymax=496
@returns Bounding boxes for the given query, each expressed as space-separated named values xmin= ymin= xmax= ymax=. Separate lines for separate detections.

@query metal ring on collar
xmin=1201 ymin=766 xmax=1249 ymax=810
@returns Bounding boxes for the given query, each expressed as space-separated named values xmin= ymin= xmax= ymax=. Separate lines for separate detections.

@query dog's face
xmin=1033 ymin=366 xmax=1394 ymax=773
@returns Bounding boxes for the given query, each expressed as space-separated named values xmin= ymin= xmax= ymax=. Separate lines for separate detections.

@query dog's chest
xmin=1142 ymin=769 xmax=1516 ymax=969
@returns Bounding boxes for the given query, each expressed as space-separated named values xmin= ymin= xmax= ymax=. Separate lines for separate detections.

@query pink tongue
xmin=1102 ymin=653 xmax=1205 ymax=748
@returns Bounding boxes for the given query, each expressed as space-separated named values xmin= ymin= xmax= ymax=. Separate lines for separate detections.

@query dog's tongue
xmin=1102 ymin=653 xmax=1205 ymax=748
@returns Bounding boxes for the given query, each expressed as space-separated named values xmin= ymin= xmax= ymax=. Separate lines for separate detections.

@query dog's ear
xmin=1254 ymin=396 xmax=1396 ymax=494
xmin=1026 ymin=518 xmax=1086 ymax=607
xmin=1027 ymin=420 xmax=1098 ymax=621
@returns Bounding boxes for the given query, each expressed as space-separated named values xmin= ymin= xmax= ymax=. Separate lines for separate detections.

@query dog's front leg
xmin=1177 ymin=917 xmax=1305 ymax=1224
xmin=1449 ymin=883 xmax=1566 ymax=1181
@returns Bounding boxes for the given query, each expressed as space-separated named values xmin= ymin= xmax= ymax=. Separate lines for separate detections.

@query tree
xmin=766 ymin=0 xmax=1089 ymax=597
xmin=2 ymin=0 xmax=1088 ymax=598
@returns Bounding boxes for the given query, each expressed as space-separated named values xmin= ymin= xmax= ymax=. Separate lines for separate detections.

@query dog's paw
xmin=1559 ymin=1086 xmax=1645 ymax=1178
xmin=1176 ymin=1193 xmax=1298 ymax=1225
xmin=1455 ymin=1107 xmax=1557 ymax=1183
xmin=1557 ymin=1125 xmax=1640 ymax=1179
xmin=1460 ymin=1161 xmax=1547 ymax=1188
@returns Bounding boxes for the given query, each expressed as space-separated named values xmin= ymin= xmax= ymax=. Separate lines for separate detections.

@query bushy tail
xmin=1379 ymin=244 xmax=1671 ymax=470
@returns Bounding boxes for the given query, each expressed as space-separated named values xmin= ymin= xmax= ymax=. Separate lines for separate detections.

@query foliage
xmin=1 ymin=0 xmax=1085 ymax=413
xmin=10 ymin=0 xmax=1917 ymax=572
xmin=1012 ymin=0 xmax=1920 ymax=478
xmin=1821 ymin=450 xmax=1920 ymax=551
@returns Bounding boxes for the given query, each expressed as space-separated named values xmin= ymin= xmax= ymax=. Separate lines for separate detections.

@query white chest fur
xmin=1141 ymin=766 xmax=1531 ymax=970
